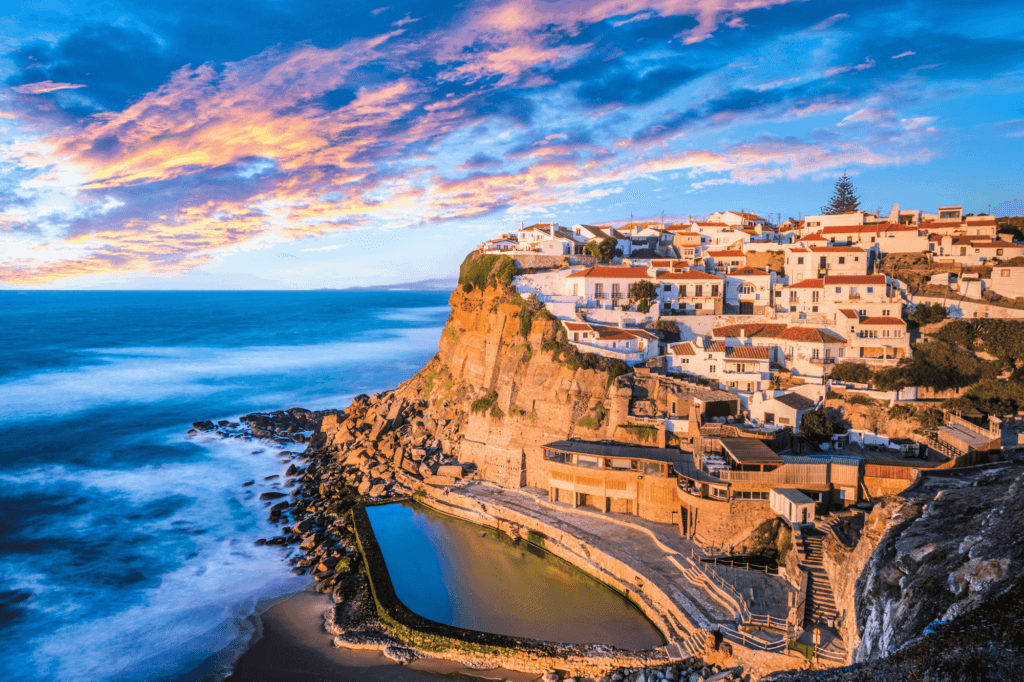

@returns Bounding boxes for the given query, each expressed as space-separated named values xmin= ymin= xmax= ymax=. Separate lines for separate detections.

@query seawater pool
xmin=365 ymin=502 xmax=666 ymax=650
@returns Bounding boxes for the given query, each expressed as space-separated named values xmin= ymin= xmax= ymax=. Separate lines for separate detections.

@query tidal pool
xmin=365 ymin=502 xmax=665 ymax=649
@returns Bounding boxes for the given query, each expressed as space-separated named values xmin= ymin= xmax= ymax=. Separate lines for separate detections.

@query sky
xmin=0 ymin=0 xmax=1022 ymax=289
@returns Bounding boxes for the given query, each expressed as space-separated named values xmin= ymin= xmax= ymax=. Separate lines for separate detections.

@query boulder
xmin=410 ymin=447 xmax=427 ymax=461
xmin=542 ymin=673 xmax=559 ymax=682
xmin=436 ymin=464 xmax=463 ymax=479
xmin=425 ymin=475 xmax=457 ymax=487
xmin=369 ymin=483 xmax=387 ymax=498
xmin=418 ymin=463 xmax=433 ymax=478
xmin=260 ymin=492 xmax=287 ymax=500
xmin=357 ymin=480 xmax=372 ymax=496
xmin=401 ymin=459 xmax=421 ymax=476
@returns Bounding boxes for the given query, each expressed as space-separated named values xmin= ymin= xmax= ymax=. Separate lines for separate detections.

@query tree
xmin=631 ymin=280 xmax=656 ymax=302
xmin=828 ymin=362 xmax=874 ymax=384
xmin=821 ymin=173 xmax=861 ymax=214
xmin=586 ymin=237 xmax=619 ymax=262
xmin=908 ymin=302 xmax=948 ymax=326
xmin=800 ymin=408 xmax=839 ymax=444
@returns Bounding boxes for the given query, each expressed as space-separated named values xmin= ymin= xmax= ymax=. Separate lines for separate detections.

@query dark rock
xmin=260 ymin=491 xmax=287 ymax=500
xmin=192 ymin=421 xmax=216 ymax=431
xmin=254 ymin=538 xmax=267 ymax=546
xmin=242 ymin=480 xmax=255 ymax=487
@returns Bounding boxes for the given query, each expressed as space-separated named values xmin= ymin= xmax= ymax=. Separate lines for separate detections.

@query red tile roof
xmin=725 ymin=346 xmax=771 ymax=360
xmin=777 ymin=327 xmax=846 ymax=343
xmin=809 ymin=246 xmax=866 ymax=253
xmin=656 ymin=270 xmax=724 ymax=281
xmin=669 ymin=342 xmax=696 ymax=356
xmin=790 ymin=278 xmax=824 ymax=288
xmin=789 ymin=247 xmax=810 ymax=253
xmin=972 ymin=241 xmax=1020 ymax=249
xmin=707 ymin=250 xmax=746 ymax=258
xmin=566 ymin=266 xmax=650 ymax=278
xmin=563 ymin=322 xmax=591 ymax=331
xmin=839 ymin=309 xmax=859 ymax=319
xmin=712 ymin=323 xmax=788 ymax=338
xmin=730 ymin=267 xmax=770 ymax=277
xmin=706 ymin=341 xmax=728 ymax=353
xmin=860 ymin=317 xmax=906 ymax=326
xmin=589 ymin=324 xmax=658 ymax=340
xmin=823 ymin=275 xmax=886 ymax=285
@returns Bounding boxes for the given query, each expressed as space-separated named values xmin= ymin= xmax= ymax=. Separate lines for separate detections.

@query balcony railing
xmin=808 ymin=357 xmax=836 ymax=365
xmin=593 ymin=293 xmax=608 ymax=299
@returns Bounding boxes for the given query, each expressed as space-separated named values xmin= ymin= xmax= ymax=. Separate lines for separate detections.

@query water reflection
xmin=366 ymin=502 xmax=665 ymax=649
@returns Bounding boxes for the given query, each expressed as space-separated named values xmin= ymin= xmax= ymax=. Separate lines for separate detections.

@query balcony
xmin=808 ymin=357 xmax=836 ymax=365
xmin=593 ymin=293 xmax=608 ymax=299
xmin=847 ymin=293 xmax=861 ymax=300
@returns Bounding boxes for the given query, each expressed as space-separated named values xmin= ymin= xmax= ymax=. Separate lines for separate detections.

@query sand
xmin=225 ymin=589 xmax=540 ymax=682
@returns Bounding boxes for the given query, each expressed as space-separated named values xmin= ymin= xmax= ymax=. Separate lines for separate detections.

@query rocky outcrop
xmin=767 ymin=461 xmax=1024 ymax=681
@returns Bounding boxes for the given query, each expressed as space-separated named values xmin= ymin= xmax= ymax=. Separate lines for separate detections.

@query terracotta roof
xmin=656 ymin=270 xmax=724 ymax=281
xmin=712 ymin=323 xmax=788 ymax=338
xmin=566 ymin=266 xmax=650 ymax=279
xmin=839 ymin=309 xmax=859 ymax=319
xmin=589 ymin=324 xmax=658 ymax=341
xmin=777 ymin=327 xmax=846 ymax=344
xmin=809 ymin=246 xmax=866 ymax=253
xmin=563 ymin=322 xmax=591 ymax=331
xmin=789 ymin=278 xmax=824 ymax=288
xmin=707 ymin=250 xmax=746 ymax=258
xmin=669 ymin=342 xmax=696 ymax=356
xmin=789 ymin=247 xmax=810 ymax=253
xmin=725 ymin=346 xmax=770 ymax=360
xmin=695 ymin=222 xmax=729 ymax=227
xmin=706 ymin=341 xmax=727 ymax=353
xmin=860 ymin=317 xmax=906 ymax=326
xmin=972 ymin=241 xmax=1020 ymax=249
xmin=650 ymin=259 xmax=687 ymax=267
xmin=823 ymin=275 xmax=886 ymax=285
xmin=730 ymin=267 xmax=770 ymax=277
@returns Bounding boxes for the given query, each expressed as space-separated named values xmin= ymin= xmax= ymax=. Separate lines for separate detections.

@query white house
xmin=562 ymin=320 xmax=659 ymax=366
xmin=749 ymin=391 xmax=818 ymax=432
xmin=839 ymin=315 xmax=910 ymax=363
xmin=984 ymin=265 xmax=1024 ymax=300
xmin=708 ymin=211 xmax=769 ymax=231
xmin=711 ymin=323 xmax=847 ymax=382
xmin=929 ymin=237 xmax=1023 ymax=266
xmin=770 ymin=488 xmax=816 ymax=526
xmin=724 ymin=266 xmax=774 ymax=316
xmin=656 ymin=270 xmax=725 ymax=315
xmin=564 ymin=266 xmax=651 ymax=307
xmin=779 ymin=274 xmax=903 ymax=320
xmin=704 ymin=249 xmax=747 ymax=274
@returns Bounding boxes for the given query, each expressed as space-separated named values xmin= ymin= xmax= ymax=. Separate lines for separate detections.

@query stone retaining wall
xmin=350 ymin=502 xmax=674 ymax=676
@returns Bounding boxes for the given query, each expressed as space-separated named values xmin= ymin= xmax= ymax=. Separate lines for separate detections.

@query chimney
xmin=618 ymin=317 xmax=625 ymax=329
xmin=550 ymin=223 xmax=555 ymax=239
xmin=889 ymin=203 xmax=900 ymax=224
xmin=739 ymin=327 xmax=746 ymax=342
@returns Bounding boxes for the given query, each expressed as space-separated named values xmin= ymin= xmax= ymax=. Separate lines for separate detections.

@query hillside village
xmin=270 ymin=195 xmax=1024 ymax=678
xmin=436 ymin=199 xmax=1024 ymax=666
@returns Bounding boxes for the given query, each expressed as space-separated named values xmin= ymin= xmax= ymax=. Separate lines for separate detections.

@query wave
xmin=0 ymin=325 xmax=441 ymax=422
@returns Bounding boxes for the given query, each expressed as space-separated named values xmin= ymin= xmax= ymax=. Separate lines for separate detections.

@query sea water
xmin=0 ymin=290 xmax=449 ymax=682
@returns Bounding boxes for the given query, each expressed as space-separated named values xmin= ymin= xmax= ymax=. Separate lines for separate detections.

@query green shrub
xmin=909 ymin=302 xmax=949 ymax=326
xmin=847 ymin=394 xmax=878 ymax=407
xmin=873 ymin=342 xmax=999 ymax=392
xmin=888 ymin=404 xmax=917 ymax=420
xmin=458 ymin=253 xmax=518 ymax=291
xmin=826 ymin=390 xmax=841 ymax=400
xmin=916 ymin=408 xmax=945 ymax=429
xmin=576 ymin=415 xmax=600 ymax=430
xmin=470 ymin=392 xmax=498 ymax=414
xmin=828 ymin=362 xmax=874 ymax=384
xmin=618 ymin=424 xmax=657 ymax=442
xmin=800 ymin=408 xmax=839 ymax=444
xmin=489 ymin=404 xmax=505 ymax=420
xmin=462 ymin=282 xmax=474 ymax=293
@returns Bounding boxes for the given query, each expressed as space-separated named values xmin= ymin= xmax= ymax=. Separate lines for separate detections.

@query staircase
xmin=801 ymin=530 xmax=839 ymax=627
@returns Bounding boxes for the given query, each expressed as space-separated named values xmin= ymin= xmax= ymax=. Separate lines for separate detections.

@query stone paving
xmin=457 ymin=482 xmax=794 ymax=641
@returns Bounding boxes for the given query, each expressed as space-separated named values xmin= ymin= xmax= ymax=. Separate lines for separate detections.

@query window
xmin=663 ymin=284 xmax=671 ymax=292
xmin=695 ymin=285 xmax=704 ymax=297
xmin=790 ymin=290 xmax=798 ymax=301
xmin=741 ymin=283 xmax=755 ymax=294
xmin=680 ymin=285 xmax=687 ymax=297
xmin=573 ymin=283 xmax=578 ymax=296
xmin=575 ymin=455 xmax=599 ymax=468
xmin=709 ymin=365 xmax=716 ymax=373
xmin=960 ymin=247 xmax=967 ymax=256
xmin=605 ymin=458 xmax=634 ymax=471
xmin=764 ymin=412 xmax=775 ymax=424
xmin=867 ymin=287 xmax=874 ymax=294
xmin=611 ymin=283 xmax=620 ymax=299
xmin=574 ymin=332 xmax=579 ymax=341
xmin=812 ymin=291 xmax=820 ymax=303
xmin=812 ymin=348 xmax=820 ymax=359
xmin=711 ymin=486 xmax=729 ymax=500
xmin=711 ymin=285 xmax=720 ymax=297
xmin=544 ymin=450 xmax=567 ymax=463
xmin=644 ymin=461 xmax=663 ymax=476
xmin=997 ymin=249 xmax=1004 ymax=256
xmin=694 ymin=303 xmax=702 ymax=310
xmin=835 ymin=287 xmax=842 ymax=294
xmin=812 ymin=305 xmax=818 ymax=312
xmin=838 ymin=256 xmax=846 ymax=264
xmin=1003 ymin=269 xmax=1011 ymax=277
xmin=798 ymin=257 xmax=804 ymax=265
xmin=595 ymin=283 xmax=603 ymax=296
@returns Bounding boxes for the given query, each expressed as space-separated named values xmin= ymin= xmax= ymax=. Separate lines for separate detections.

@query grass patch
xmin=458 ymin=253 xmax=518 ymax=291
xmin=847 ymin=394 xmax=879 ymax=407
xmin=470 ymin=392 xmax=498 ymax=414
xmin=489 ymin=404 xmax=505 ymax=420
xmin=577 ymin=415 xmax=600 ymax=430
xmin=617 ymin=424 xmax=658 ymax=443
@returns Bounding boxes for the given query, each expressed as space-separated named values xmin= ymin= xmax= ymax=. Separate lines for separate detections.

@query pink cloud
xmin=10 ymin=81 xmax=88 ymax=94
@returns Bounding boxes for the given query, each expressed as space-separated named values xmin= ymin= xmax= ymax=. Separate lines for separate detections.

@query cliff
xmin=768 ymin=461 xmax=1024 ymax=681
xmin=391 ymin=253 xmax=635 ymax=488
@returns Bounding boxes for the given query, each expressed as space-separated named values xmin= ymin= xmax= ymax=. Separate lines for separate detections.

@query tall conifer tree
xmin=822 ymin=173 xmax=861 ymax=214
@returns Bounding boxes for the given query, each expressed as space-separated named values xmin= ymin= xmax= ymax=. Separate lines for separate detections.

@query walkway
xmin=449 ymin=483 xmax=794 ymax=656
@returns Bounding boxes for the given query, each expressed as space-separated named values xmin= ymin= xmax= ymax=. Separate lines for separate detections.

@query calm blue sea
xmin=0 ymin=290 xmax=450 ymax=682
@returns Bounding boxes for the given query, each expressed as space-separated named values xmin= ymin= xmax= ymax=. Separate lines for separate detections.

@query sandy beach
xmin=226 ymin=589 xmax=540 ymax=682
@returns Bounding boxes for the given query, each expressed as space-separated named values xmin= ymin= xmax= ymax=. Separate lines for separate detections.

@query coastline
xmin=225 ymin=589 xmax=539 ymax=682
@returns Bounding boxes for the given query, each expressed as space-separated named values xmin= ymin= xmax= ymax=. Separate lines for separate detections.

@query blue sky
xmin=1 ymin=0 xmax=1022 ymax=288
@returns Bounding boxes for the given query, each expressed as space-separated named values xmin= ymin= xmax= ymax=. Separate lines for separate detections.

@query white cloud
xmin=10 ymin=81 xmax=88 ymax=94
xmin=809 ymin=13 xmax=848 ymax=31
xmin=300 ymin=243 xmax=347 ymax=252
xmin=891 ymin=51 xmax=916 ymax=59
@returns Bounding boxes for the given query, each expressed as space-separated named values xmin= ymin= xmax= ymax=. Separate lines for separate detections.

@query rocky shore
xmin=189 ymin=401 xmax=745 ymax=682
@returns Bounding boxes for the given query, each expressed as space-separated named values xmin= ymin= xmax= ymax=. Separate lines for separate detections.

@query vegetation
xmin=617 ymin=424 xmax=658 ymax=443
xmin=943 ymin=379 xmax=1024 ymax=417
xmin=508 ymin=404 xmax=537 ymax=422
xmin=821 ymin=172 xmax=861 ymax=214
xmin=488 ymin=404 xmax=505 ymax=420
xmin=654 ymin=319 xmax=681 ymax=343
xmin=847 ymin=394 xmax=879 ymax=407
xmin=631 ymin=280 xmax=656 ymax=302
xmin=748 ymin=518 xmax=792 ymax=564
xmin=933 ymin=319 xmax=1024 ymax=366
xmin=586 ymin=237 xmax=620 ymax=262
xmin=576 ymin=415 xmax=600 ymax=430
xmin=909 ymin=302 xmax=949 ymax=326
xmin=828 ymin=362 xmax=874 ymax=384
xmin=516 ymin=294 xmax=551 ymax=339
xmin=872 ymin=342 xmax=999 ymax=392
xmin=459 ymin=253 xmax=518 ymax=291
xmin=470 ymin=391 xmax=498 ymax=414
xmin=801 ymin=408 xmax=840 ymax=444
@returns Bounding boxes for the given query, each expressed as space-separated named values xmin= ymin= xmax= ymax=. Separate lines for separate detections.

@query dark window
xmin=544 ymin=450 xmax=567 ymax=463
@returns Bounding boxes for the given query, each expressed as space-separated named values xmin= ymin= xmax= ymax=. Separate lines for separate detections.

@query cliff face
xmin=394 ymin=265 xmax=631 ymax=489
xmin=768 ymin=462 xmax=1024 ymax=681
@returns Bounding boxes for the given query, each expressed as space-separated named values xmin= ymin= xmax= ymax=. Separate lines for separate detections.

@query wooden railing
xmin=712 ymin=464 xmax=828 ymax=486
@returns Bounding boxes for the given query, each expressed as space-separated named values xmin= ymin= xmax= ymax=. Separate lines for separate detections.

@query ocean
xmin=0 ymin=290 xmax=450 ymax=682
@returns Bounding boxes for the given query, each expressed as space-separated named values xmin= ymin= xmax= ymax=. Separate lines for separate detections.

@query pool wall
xmin=351 ymin=503 xmax=675 ymax=676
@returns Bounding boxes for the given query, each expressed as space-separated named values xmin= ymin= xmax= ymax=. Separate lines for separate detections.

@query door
xmin=740 ymin=301 xmax=754 ymax=315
